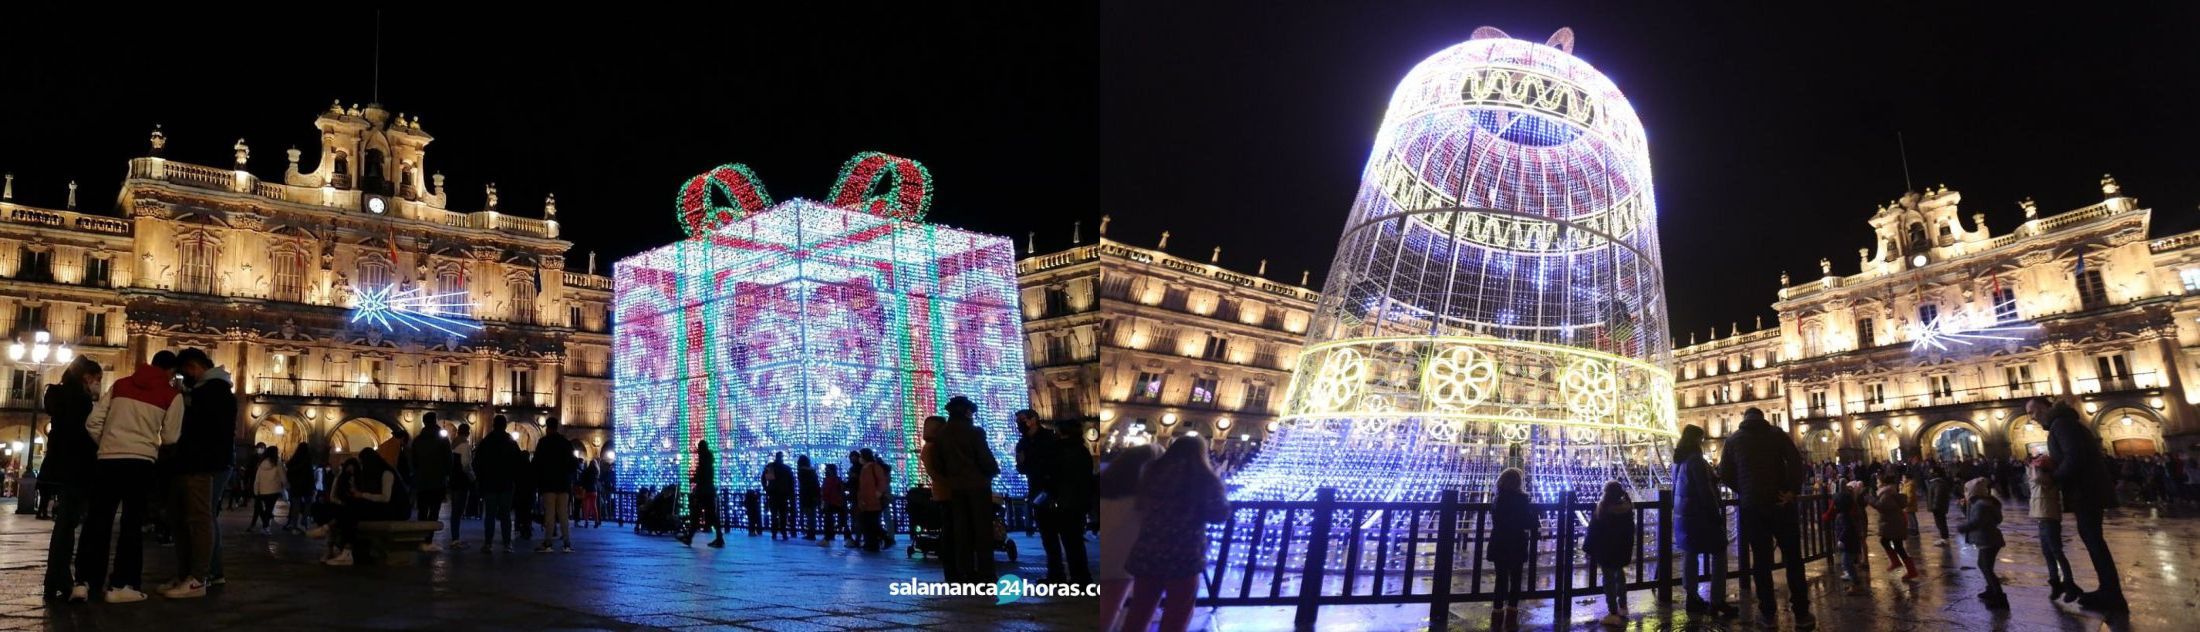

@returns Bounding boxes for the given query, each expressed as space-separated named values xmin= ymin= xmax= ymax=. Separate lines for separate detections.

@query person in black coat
xmin=796 ymin=455 xmax=821 ymax=540
xmin=532 ymin=421 xmax=578 ymax=552
xmin=1035 ymin=418 xmax=1097 ymax=584
xmin=40 ymin=357 xmax=102 ymax=601
xmin=1717 ymin=407 xmax=1812 ymax=627
xmin=471 ymin=416 xmax=524 ymax=551
xmin=762 ymin=452 xmax=795 ymax=540
xmin=1670 ymin=424 xmax=1732 ymax=616
xmin=1583 ymin=481 xmax=1637 ymax=625
xmin=2032 ymin=397 xmax=2126 ymax=612
xmin=1484 ymin=467 xmax=1534 ymax=622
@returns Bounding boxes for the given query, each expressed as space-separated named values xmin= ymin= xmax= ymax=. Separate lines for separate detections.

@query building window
xmin=1202 ymin=335 xmax=1229 ymax=361
xmin=2005 ymin=365 xmax=2034 ymax=393
xmin=272 ymin=250 xmax=307 ymax=302
xmin=1992 ymin=287 xmax=2018 ymax=322
xmin=80 ymin=311 xmax=106 ymax=344
xmin=2183 ymin=269 xmax=2200 ymax=293
xmin=1929 ymin=375 xmax=1954 ymax=399
xmin=509 ymin=276 xmax=538 ymax=324
xmin=1917 ymin=304 xmax=1940 ymax=326
xmin=179 ymin=236 xmax=218 ymax=294
xmin=83 ymin=255 xmax=111 ymax=288
xmin=356 ymin=257 xmax=395 ymax=290
xmin=435 ymin=268 xmax=469 ymax=316
xmin=1807 ymin=390 xmax=1827 ymax=415
xmin=1160 ymin=287 xmax=1189 ymax=311
xmin=1044 ymin=287 xmax=1072 ymax=318
xmin=1801 ymin=324 xmax=1822 ymax=357
xmin=1866 ymin=383 xmax=1885 ymax=405
xmin=1132 ymin=372 xmax=1165 ymax=403
xmin=9 ymin=369 xmax=39 ymax=403
xmin=2093 ymin=354 xmax=2132 ymax=391
xmin=1856 ymin=318 xmax=1875 ymax=349
xmin=15 ymin=247 xmax=52 ymax=282
xmin=2076 ymin=268 xmax=2108 ymax=308
xmin=1190 ymin=377 xmax=1218 ymax=405
xmin=10 ymin=304 xmax=45 ymax=336
xmin=1244 ymin=382 xmax=1273 ymax=413
xmin=508 ymin=367 xmax=535 ymax=405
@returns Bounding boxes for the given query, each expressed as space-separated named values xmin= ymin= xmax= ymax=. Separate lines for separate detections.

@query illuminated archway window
xmin=435 ymin=267 xmax=470 ymax=317
xmin=356 ymin=256 xmax=394 ymax=290
xmin=271 ymin=249 xmax=307 ymax=302
xmin=508 ymin=276 xmax=537 ymax=324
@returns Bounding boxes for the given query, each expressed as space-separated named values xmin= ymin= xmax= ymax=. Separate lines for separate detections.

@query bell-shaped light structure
xmin=1229 ymin=28 xmax=1676 ymax=504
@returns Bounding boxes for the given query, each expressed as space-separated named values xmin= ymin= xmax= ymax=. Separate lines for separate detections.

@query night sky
xmin=1102 ymin=2 xmax=2200 ymax=342
xmin=0 ymin=7 xmax=1099 ymax=271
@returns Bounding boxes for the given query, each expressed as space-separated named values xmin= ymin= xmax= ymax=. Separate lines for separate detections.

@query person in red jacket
xmin=818 ymin=464 xmax=845 ymax=545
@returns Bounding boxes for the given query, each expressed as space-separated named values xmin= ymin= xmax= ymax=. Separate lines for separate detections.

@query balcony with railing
xmin=127 ymin=157 xmax=559 ymax=240
xmin=255 ymin=376 xmax=487 ymax=403
xmin=2075 ymin=371 xmax=2157 ymax=395
xmin=1843 ymin=380 xmax=2054 ymax=414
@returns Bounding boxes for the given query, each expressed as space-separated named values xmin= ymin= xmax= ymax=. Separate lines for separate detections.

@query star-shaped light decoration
xmin=1907 ymin=305 xmax=2038 ymax=352
xmin=348 ymin=284 xmax=485 ymax=337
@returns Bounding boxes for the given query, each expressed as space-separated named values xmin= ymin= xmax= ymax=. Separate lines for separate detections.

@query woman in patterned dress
xmin=1118 ymin=436 xmax=1230 ymax=632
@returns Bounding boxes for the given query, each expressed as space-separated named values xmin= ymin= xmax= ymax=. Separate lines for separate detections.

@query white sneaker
xmin=160 ymin=578 xmax=207 ymax=599
xmin=324 ymin=550 xmax=353 ymax=566
xmin=104 ymin=587 xmax=149 ymax=603
xmin=153 ymin=578 xmax=183 ymax=593
xmin=419 ymin=542 xmax=443 ymax=553
xmin=1600 ymin=613 xmax=1624 ymax=626
xmin=305 ymin=525 xmax=329 ymax=539
xmin=69 ymin=582 xmax=88 ymax=603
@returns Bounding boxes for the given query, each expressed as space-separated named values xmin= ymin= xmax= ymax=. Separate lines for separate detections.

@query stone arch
xmin=507 ymin=421 xmax=543 ymax=452
xmin=2008 ymin=414 xmax=2049 ymax=457
xmin=1864 ymin=423 xmax=1901 ymax=462
xmin=252 ymin=414 xmax=308 ymax=459
xmin=1920 ymin=419 xmax=1988 ymax=461
xmin=1802 ymin=427 xmax=1839 ymax=463
xmin=2093 ymin=406 xmax=2165 ymax=456
xmin=330 ymin=417 xmax=397 ymax=462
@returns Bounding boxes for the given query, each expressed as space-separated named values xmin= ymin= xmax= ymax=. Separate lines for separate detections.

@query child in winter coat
xmin=1485 ymin=468 xmax=1536 ymax=623
xmin=1956 ymin=477 xmax=2007 ymax=608
xmin=1871 ymin=473 xmax=1919 ymax=580
xmin=1821 ymin=479 xmax=1871 ymax=593
xmin=1582 ymin=481 xmax=1636 ymax=627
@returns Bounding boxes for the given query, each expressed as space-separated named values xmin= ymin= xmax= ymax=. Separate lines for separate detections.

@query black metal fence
xmin=1199 ymin=488 xmax=1833 ymax=630
xmin=590 ymin=488 xmax=1040 ymax=536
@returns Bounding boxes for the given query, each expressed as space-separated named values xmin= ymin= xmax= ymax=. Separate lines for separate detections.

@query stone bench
xmin=354 ymin=521 xmax=442 ymax=566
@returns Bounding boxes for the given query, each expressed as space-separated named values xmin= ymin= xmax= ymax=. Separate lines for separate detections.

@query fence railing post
xmin=1428 ymin=489 xmax=1459 ymax=632
xmin=1295 ymin=488 xmax=1335 ymax=630
xmin=1554 ymin=490 xmax=1575 ymax=626
xmin=1656 ymin=487 xmax=1674 ymax=605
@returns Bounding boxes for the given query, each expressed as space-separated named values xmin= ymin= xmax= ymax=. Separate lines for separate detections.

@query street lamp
xmin=8 ymin=330 xmax=73 ymax=514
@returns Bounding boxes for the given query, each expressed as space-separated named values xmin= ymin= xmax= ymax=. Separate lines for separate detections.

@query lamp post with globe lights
xmin=9 ymin=331 xmax=72 ymax=514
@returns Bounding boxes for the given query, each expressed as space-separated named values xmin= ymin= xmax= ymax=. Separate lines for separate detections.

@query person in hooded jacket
xmin=39 ymin=357 xmax=102 ymax=602
xmin=75 ymin=351 xmax=186 ymax=604
xmin=1956 ymin=477 xmax=2007 ymax=608
xmin=1583 ymin=480 xmax=1637 ymax=627
xmin=1670 ymin=424 xmax=1733 ymax=617
xmin=156 ymin=348 xmax=235 ymax=598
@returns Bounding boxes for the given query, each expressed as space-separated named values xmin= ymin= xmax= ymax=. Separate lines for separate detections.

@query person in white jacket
xmin=250 ymin=446 xmax=286 ymax=535
xmin=72 ymin=351 xmax=186 ymax=604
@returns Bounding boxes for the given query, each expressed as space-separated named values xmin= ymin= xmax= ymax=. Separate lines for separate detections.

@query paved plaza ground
xmin=1196 ymin=503 xmax=2197 ymax=631
xmin=0 ymin=501 xmax=1089 ymax=631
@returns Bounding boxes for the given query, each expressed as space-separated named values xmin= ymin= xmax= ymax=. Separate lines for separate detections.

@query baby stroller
xmin=905 ymin=487 xmax=1018 ymax=563
xmin=636 ymin=487 xmax=683 ymax=536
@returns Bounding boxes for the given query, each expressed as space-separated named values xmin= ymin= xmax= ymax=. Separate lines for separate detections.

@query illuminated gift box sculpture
xmin=1229 ymin=27 xmax=1677 ymax=503
xmin=613 ymin=153 xmax=1028 ymax=500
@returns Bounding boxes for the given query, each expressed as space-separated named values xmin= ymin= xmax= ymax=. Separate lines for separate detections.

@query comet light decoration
xmin=348 ymin=285 xmax=486 ymax=336
xmin=1225 ymin=27 xmax=1677 ymax=506
xmin=616 ymin=156 xmax=1027 ymax=506
xmin=1907 ymin=304 xmax=2039 ymax=352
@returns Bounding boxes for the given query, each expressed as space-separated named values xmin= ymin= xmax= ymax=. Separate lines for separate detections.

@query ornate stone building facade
xmin=0 ymin=102 xmax=613 ymax=476
xmin=1017 ymin=227 xmax=1101 ymax=441
xmin=1091 ymin=220 xmax=1317 ymax=454
xmin=1676 ymin=177 xmax=2198 ymax=463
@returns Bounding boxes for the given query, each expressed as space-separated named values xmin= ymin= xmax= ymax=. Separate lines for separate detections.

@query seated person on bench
xmin=328 ymin=448 xmax=410 ymax=566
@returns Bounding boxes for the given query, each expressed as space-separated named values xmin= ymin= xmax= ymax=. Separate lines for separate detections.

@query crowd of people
xmin=33 ymin=348 xmax=622 ymax=605
xmin=636 ymin=399 xmax=1097 ymax=586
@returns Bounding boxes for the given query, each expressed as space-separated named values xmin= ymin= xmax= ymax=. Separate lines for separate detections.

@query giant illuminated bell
xmin=1230 ymin=27 xmax=1675 ymax=503
xmin=615 ymin=157 xmax=1028 ymax=501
